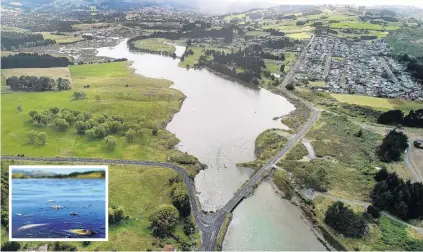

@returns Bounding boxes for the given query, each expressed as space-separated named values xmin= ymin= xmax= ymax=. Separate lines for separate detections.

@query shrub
xmin=104 ymin=136 xmax=117 ymax=150
xmin=54 ymin=118 xmax=69 ymax=131
xmin=377 ymin=130 xmax=408 ymax=162
xmin=125 ymin=128 xmax=135 ymax=142
xmin=109 ymin=206 xmax=125 ymax=224
xmin=170 ymin=183 xmax=191 ymax=217
xmin=286 ymin=83 xmax=295 ymax=91
xmin=53 ymin=242 xmax=77 ymax=251
xmin=27 ymin=130 xmax=38 ymax=144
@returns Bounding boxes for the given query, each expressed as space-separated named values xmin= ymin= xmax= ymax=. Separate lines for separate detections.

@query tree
xmin=355 ymin=129 xmax=363 ymax=138
xmin=280 ymin=64 xmax=285 ymax=73
xmin=38 ymin=132 xmax=47 ymax=145
xmin=49 ymin=107 xmax=59 ymax=114
xmin=109 ymin=206 xmax=125 ymax=224
xmin=109 ymin=121 xmax=121 ymax=133
xmin=183 ymin=218 xmax=195 ymax=236
xmin=324 ymin=201 xmax=368 ymax=238
xmin=377 ymin=110 xmax=404 ymax=125
xmin=17 ymin=104 xmax=23 ymax=112
xmin=150 ymin=204 xmax=179 ymax=237
xmin=286 ymin=83 xmax=295 ymax=91
xmin=125 ymin=128 xmax=135 ymax=142
xmin=27 ymin=130 xmax=38 ymax=144
xmin=170 ymin=183 xmax=191 ymax=217
xmin=29 ymin=110 xmax=38 ymax=119
xmin=54 ymin=118 xmax=69 ymax=131
xmin=104 ymin=136 xmax=117 ymax=151
xmin=377 ymin=129 xmax=409 ymax=162
xmin=374 ymin=167 xmax=389 ymax=182
xmin=6 ymin=76 xmax=19 ymax=90
xmin=366 ymin=205 xmax=381 ymax=218
xmin=57 ymin=78 xmax=71 ymax=91
xmin=152 ymin=127 xmax=158 ymax=136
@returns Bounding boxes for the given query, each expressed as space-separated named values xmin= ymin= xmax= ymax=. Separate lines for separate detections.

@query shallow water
xmin=97 ymin=40 xmax=326 ymax=250
xmin=11 ymin=179 xmax=106 ymax=239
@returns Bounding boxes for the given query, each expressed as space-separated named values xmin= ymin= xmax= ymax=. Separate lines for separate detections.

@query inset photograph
xmin=9 ymin=165 xmax=108 ymax=241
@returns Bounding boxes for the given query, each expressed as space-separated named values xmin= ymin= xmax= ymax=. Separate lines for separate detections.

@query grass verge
xmin=216 ymin=213 xmax=233 ymax=251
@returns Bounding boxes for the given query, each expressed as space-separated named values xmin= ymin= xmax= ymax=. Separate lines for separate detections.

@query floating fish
xmin=51 ymin=205 xmax=63 ymax=210
xmin=65 ymin=229 xmax=96 ymax=236
xmin=18 ymin=223 xmax=48 ymax=231
xmin=69 ymin=212 xmax=79 ymax=216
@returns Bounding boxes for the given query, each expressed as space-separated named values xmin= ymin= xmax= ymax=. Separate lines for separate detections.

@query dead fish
xmin=18 ymin=223 xmax=48 ymax=231
xmin=51 ymin=205 xmax=63 ymax=210
xmin=65 ymin=229 xmax=96 ymax=236
xmin=69 ymin=212 xmax=79 ymax=216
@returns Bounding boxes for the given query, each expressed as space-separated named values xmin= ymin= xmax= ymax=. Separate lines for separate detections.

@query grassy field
xmin=245 ymin=31 xmax=270 ymax=37
xmin=178 ymin=47 xmax=204 ymax=68
xmin=330 ymin=21 xmax=399 ymax=31
xmin=310 ymin=81 xmax=326 ymax=87
xmin=1 ymin=61 xmax=202 ymax=174
xmin=331 ymin=93 xmax=423 ymax=111
xmin=40 ymin=32 xmax=85 ymax=44
xmin=132 ymin=38 xmax=176 ymax=54
xmin=286 ymin=32 xmax=312 ymax=39
xmin=313 ymin=196 xmax=423 ymax=251
xmin=2 ymin=67 xmax=73 ymax=84
xmin=1 ymin=161 xmax=199 ymax=250
xmin=238 ymin=129 xmax=289 ymax=170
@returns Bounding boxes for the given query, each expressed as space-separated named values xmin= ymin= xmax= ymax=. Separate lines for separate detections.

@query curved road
xmin=2 ymin=35 xmax=319 ymax=251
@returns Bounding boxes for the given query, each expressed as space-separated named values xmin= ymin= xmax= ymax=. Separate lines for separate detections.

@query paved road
xmin=1 ymin=155 xmax=213 ymax=246
xmin=2 ymin=35 xmax=320 ymax=251
xmin=405 ymin=142 xmax=423 ymax=182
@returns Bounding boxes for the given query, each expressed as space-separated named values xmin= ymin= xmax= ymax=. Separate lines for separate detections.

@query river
xmin=97 ymin=40 xmax=326 ymax=250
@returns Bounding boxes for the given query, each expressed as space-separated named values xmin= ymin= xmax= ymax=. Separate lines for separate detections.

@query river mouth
xmin=97 ymin=40 xmax=326 ymax=250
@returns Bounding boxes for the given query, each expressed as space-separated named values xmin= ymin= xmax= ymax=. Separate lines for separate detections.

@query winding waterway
xmin=97 ymin=40 xmax=326 ymax=250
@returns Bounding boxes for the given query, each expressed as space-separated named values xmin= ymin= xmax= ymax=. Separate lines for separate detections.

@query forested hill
xmin=12 ymin=170 xmax=105 ymax=179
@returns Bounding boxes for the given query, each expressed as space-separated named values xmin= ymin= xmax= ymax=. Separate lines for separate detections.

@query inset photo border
xmin=9 ymin=165 xmax=108 ymax=241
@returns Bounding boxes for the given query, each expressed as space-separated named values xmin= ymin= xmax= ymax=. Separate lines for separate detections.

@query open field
xmin=72 ymin=22 xmax=110 ymax=30
xmin=330 ymin=21 xmax=399 ymax=31
xmin=313 ymin=196 xmax=423 ymax=251
xmin=40 ymin=32 xmax=85 ymax=44
xmin=1 ymin=61 xmax=190 ymax=167
xmin=178 ymin=47 xmax=203 ymax=68
xmin=132 ymin=38 xmax=176 ymax=54
xmin=286 ymin=32 xmax=312 ymax=39
xmin=245 ymin=31 xmax=270 ymax=37
xmin=310 ymin=81 xmax=326 ymax=87
xmin=331 ymin=93 xmax=423 ymax=111
xmin=2 ymin=67 xmax=73 ymax=84
xmin=1 ymin=161 xmax=199 ymax=250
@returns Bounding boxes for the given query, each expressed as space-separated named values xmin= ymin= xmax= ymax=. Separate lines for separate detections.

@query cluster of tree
xmin=296 ymin=20 xmax=307 ymax=26
xmin=180 ymin=49 xmax=194 ymax=62
xmin=398 ymin=54 xmax=423 ymax=84
xmin=182 ymin=21 xmax=211 ymax=31
xmin=204 ymin=48 xmax=265 ymax=79
xmin=127 ymin=32 xmax=181 ymax=48
xmin=27 ymin=130 xmax=47 ymax=145
xmin=265 ymin=37 xmax=299 ymax=49
xmin=1 ymin=53 xmax=71 ymax=69
xmin=264 ymin=28 xmax=285 ymax=36
xmin=170 ymin=182 xmax=191 ymax=217
xmin=1 ymin=32 xmax=55 ymax=50
xmin=360 ymin=35 xmax=378 ymax=40
xmin=340 ymin=103 xmax=383 ymax=121
xmin=371 ymin=168 xmax=423 ymax=220
xmin=279 ymin=14 xmax=297 ymax=20
xmin=6 ymin=76 xmax=71 ymax=91
xmin=185 ymin=27 xmax=234 ymax=43
xmin=206 ymin=62 xmax=260 ymax=84
xmin=1 ymin=163 xmax=9 ymax=230
xmin=109 ymin=206 xmax=126 ymax=224
xmin=72 ymin=91 xmax=87 ymax=100
xmin=377 ymin=129 xmax=409 ymax=162
xmin=260 ymin=51 xmax=285 ymax=61
xmin=24 ymin=20 xmax=76 ymax=33
xmin=324 ymin=201 xmax=369 ymax=238
xmin=150 ymin=204 xmax=180 ymax=237
xmin=129 ymin=46 xmax=177 ymax=58
xmin=377 ymin=109 xmax=423 ymax=128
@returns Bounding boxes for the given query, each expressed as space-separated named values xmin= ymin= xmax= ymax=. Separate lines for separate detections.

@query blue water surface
xmin=11 ymin=179 xmax=106 ymax=239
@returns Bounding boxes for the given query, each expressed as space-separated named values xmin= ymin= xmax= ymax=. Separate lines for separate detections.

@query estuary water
xmin=97 ymin=40 xmax=326 ymax=250
xmin=11 ymin=178 xmax=106 ymax=239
